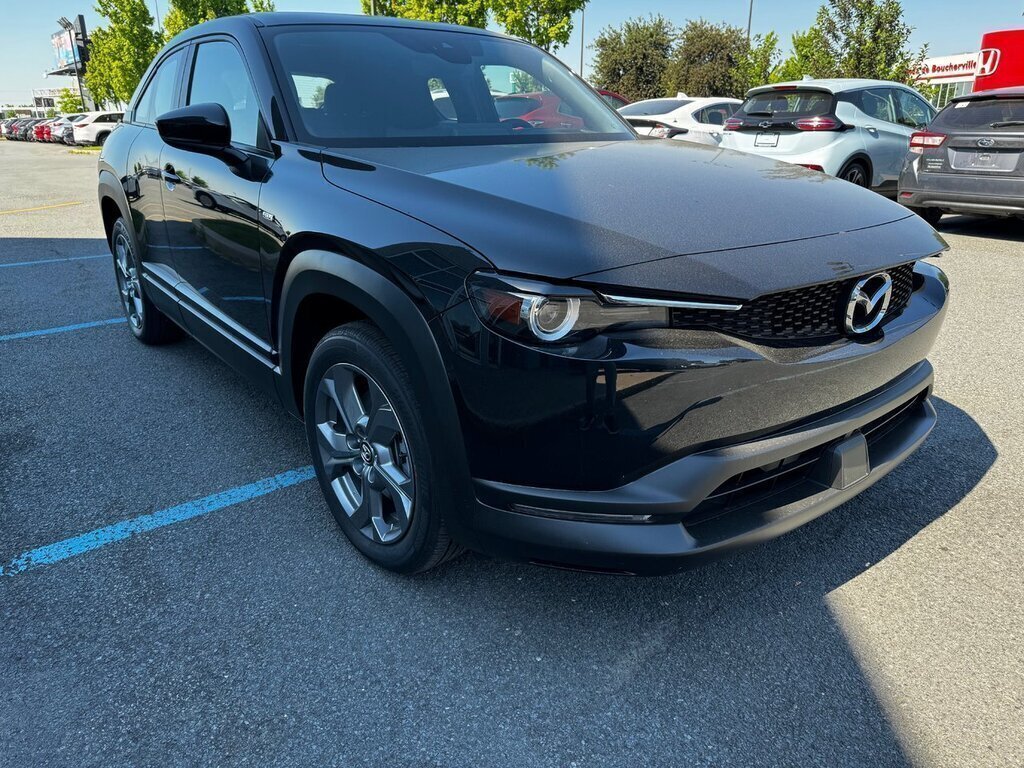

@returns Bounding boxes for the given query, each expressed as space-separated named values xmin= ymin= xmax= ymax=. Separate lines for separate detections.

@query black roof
xmin=166 ymin=11 xmax=511 ymax=46
xmin=953 ymin=86 xmax=1024 ymax=102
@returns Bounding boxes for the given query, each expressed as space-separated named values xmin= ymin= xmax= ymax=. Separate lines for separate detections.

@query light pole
xmin=746 ymin=0 xmax=754 ymax=42
xmin=57 ymin=17 xmax=87 ymax=112
xmin=579 ymin=8 xmax=585 ymax=78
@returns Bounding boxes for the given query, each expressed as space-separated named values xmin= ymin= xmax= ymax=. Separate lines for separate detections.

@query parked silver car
xmin=899 ymin=87 xmax=1024 ymax=223
xmin=721 ymin=78 xmax=936 ymax=195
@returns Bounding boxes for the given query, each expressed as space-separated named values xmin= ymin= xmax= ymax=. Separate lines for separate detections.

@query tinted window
xmin=268 ymin=25 xmax=630 ymax=147
xmin=853 ymin=88 xmax=898 ymax=123
xmin=931 ymin=97 xmax=1024 ymax=130
xmin=135 ymin=50 xmax=184 ymax=125
xmin=600 ymin=93 xmax=628 ymax=109
xmin=894 ymin=90 xmax=934 ymax=129
xmin=619 ymin=99 xmax=692 ymax=116
xmin=698 ymin=103 xmax=736 ymax=125
xmin=188 ymin=41 xmax=261 ymax=147
xmin=739 ymin=89 xmax=834 ymax=117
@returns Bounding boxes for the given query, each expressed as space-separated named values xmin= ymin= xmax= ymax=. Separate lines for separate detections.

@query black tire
xmin=304 ymin=321 xmax=464 ymax=574
xmin=110 ymin=218 xmax=182 ymax=345
xmin=908 ymin=206 xmax=943 ymax=227
xmin=839 ymin=159 xmax=870 ymax=188
xmin=95 ymin=131 xmax=109 ymax=146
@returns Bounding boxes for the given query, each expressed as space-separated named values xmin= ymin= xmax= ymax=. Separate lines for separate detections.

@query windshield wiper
xmin=990 ymin=120 xmax=1024 ymax=128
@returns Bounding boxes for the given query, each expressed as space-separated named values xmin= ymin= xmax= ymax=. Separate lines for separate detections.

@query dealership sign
xmin=914 ymin=52 xmax=982 ymax=83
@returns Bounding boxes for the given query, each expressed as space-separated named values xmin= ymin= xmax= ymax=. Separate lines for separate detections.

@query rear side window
xmin=850 ymin=88 xmax=898 ymax=123
xmin=619 ymin=99 xmax=692 ymax=116
xmin=697 ymin=103 xmax=736 ymax=125
xmin=600 ymin=93 xmax=628 ymax=109
xmin=931 ymin=98 xmax=1024 ymax=131
xmin=739 ymin=90 xmax=834 ymax=117
xmin=134 ymin=50 xmax=185 ymax=125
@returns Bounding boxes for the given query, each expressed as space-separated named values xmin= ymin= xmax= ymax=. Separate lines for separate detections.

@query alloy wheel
xmin=313 ymin=363 xmax=415 ymax=544
xmin=842 ymin=164 xmax=868 ymax=187
xmin=114 ymin=229 xmax=144 ymax=330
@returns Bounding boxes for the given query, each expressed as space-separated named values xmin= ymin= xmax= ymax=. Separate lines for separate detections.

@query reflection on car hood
xmin=320 ymin=140 xmax=947 ymax=299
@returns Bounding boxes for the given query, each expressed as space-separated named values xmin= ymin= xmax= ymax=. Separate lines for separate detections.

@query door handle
xmin=162 ymin=167 xmax=181 ymax=186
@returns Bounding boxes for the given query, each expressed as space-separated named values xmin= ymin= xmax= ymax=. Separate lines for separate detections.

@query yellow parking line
xmin=0 ymin=201 xmax=83 ymax=216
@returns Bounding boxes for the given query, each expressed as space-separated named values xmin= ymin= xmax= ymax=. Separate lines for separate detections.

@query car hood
xmin=320 ymin=140 xmax=947 ymax=299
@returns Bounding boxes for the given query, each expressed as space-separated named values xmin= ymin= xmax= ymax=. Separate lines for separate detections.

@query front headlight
xmin=467 ymin=272 xmax=669 ymax=344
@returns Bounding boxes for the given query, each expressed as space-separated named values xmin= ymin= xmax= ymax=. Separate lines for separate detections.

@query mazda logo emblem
xmin=978 ymin=138 xmax=996 ymax=147
xmin=845 ymin=272 xmax=893 ymax=335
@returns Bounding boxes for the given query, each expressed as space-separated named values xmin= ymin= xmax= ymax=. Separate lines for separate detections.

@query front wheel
xmin=304 ymin=322 xmax=463 ymax=574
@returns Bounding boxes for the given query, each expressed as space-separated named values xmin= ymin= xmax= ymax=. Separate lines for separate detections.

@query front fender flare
xmin=278 ymin=249 xmax=477 ymax=529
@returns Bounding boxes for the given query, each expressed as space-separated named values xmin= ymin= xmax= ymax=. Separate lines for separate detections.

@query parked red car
xmin=33 ymin=119 xmax=57 ymax=142
xmin=493 ymin=89 xmax=630 ymax=130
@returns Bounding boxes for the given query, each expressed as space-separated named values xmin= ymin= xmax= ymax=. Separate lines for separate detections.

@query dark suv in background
xmin=900 ymin=87 xmax=1024 ymax=223
xmin=97 ymin=13 xmax=948 ymax=575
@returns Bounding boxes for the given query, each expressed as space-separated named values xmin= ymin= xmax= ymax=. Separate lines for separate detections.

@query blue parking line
xmin=0 ymin=253 xmax=107 ymax=268
xmin=0 ymin=317 xmax=127 ymax=342
xmin=0 ymin=466 xmax=317 ymax=577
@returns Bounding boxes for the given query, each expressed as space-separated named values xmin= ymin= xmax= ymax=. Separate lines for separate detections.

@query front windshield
xmin=266 ymin=24 xmax=632 ymax=147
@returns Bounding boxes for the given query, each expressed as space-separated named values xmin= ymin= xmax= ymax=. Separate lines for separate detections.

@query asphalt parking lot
xmin=1 ymin=138 xmax=1022 ymax=767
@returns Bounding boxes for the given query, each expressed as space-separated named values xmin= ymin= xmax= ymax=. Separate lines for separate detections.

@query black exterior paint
xmin=97 ymin=13 xmax=949 ymax=573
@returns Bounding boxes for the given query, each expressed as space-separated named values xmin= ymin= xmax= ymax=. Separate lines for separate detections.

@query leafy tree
xmin=249 ymin=0 xmax=275 ymax=10
xmin=360 ymin=0 xmax=488 ymax=28
xmin=490 ymin=0 xmax=587 ymax=51
xmin=663 ymin=20 xmax=750 ymax=99
xmin=775 ymin=0 xmax=924 ymax=85
xmin=85 ymin=0 xmax=162 ymax=106
xmin=56 ymin=87 xmax=85 ymax=114
xmin=735 ymin=31 xmax=780 ymax=94
xmin=46 ymin=108 xmax=58 ymax=118
xmin=164 ymin=0 xmax=248 ymax=38
xmin=772 ymin=27 xmax=835 ymax=82
xmin=590 ymin=15 xmax=675 ymax=102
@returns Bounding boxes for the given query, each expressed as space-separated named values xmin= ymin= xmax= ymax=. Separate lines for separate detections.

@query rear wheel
xmin=95 ymin=131 xmax=110 ymax=147
xmin=908 ymin=206 xmax=943 ymax=227
xmin=304 ymin=322 xmax=463 ymax=574
xmin=110 ymin=218 xmax=181 ymax=345
xmin=839 ymin=159 xmax=870 ymax=188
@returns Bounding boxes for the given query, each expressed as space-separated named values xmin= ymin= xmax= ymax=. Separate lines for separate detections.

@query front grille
xmin=671 ymin=263 xmax=916 ymax=343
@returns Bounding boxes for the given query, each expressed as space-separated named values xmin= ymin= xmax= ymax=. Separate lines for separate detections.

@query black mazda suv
xmin=96 ymin=13 xmax=949 ymax=574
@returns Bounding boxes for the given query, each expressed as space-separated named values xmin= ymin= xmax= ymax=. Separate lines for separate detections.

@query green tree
xmin=734 ymin=31 xmax=780 ymax=94
xmin=164 ymin=0 xmax=248 ymax=38
xmin=773 ymin=27 xmax=835 ymax=82
xmin=806 ymin=0 xmax=924 ymax=84
xmin=249 ymin=0 xmax=275 ymax=10
xmin=56 ymin=87 xmax=85 ymax=114
xmin=491 ymin=0 xmax=588 ymax=51
xmin=85 ymin=0 xmax=162 ymax=106
xmin=590 ymin=15 xmax=675 ymax=101
xmin=360 ymin=0 xmax=488 ymax=28
xmin=663 ymin=20 xmax=750 ymax=99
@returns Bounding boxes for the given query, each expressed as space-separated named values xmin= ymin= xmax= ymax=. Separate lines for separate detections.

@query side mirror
xmin=156 ymin=102 xmax=231 ymax=154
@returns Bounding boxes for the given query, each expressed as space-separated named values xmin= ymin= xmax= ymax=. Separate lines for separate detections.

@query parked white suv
xmin=619 ymin=96 xmax=742 ymax=147
xmin=720 ymin=79 xmax=936 ymax=195
xmin=70 ymin=111 xmax=123 ymax=146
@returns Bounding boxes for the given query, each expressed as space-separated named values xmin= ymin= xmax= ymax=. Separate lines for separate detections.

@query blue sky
xmin=2 ymin=0 xmax=1022 ymax=104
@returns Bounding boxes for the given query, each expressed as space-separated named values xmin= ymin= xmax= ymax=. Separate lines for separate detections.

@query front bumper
xmin=468 ymin=360 xmax=936 ymax=574
xmin=439 ymin=262 xmax=948 ymax=574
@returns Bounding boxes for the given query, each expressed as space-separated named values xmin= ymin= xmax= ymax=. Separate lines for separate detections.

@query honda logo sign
xmin=977 ymin=48 xmax=1001 ymax=77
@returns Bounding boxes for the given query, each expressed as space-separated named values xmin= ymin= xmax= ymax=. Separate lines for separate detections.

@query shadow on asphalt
xmin=411 ymin=396 xmax=996 ymax=765
xmin=937 ymin=215 xmax=1024 ymax=243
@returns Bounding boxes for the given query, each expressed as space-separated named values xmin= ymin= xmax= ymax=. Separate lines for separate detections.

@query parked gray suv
xmin=899 ymin=87 xmax=1024 ymax=224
